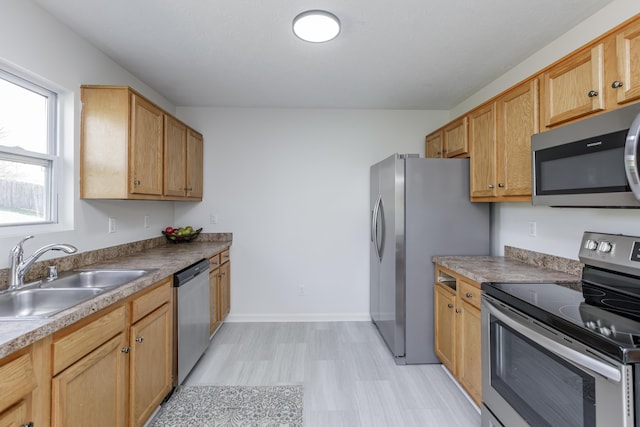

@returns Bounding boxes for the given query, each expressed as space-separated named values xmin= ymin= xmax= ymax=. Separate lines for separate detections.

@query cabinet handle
xmin=133 ymin=180 xmax=141 ymax=186
xmin=588 ymin=90 xmax=598 ymax=97
xmin=455 ymin=308 xmax=461 ymax=314
xmin=465 ymin=292 xmax=473 ymax=298
xmin=121 ymin=347 xmax=130 ymax=354
xmin=488 ymin=184 xmax=494 ymax=189
xmin=221 ymin=272 xmax=226 ymax=277
xmin=184 ymin=187 xmax=193 ymax=191
xmin=135 ymin=336 xmax=144 ymax=343
xmin=447 ymin=303 xmax=453 ymax=309
xmin=612 ymin=81 xmax=624 ymax=88
xmin=498 ymin=183 xmax=505 ymax=188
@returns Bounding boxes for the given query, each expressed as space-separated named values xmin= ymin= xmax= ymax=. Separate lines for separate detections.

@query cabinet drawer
xmin=0 ymin=351 xmax=38 ymax=413
xmin=131 ymin=278 xmax=172 ymax=324
xmin=221 ymin=249 xmax=230 ymax=264
xmin=459 ymin=280 xmax=482 ymax=310
xmin=52 ymin=305 xmax=126 ymax=375
xmin=209 ymin=254 xmax=220 ymax=269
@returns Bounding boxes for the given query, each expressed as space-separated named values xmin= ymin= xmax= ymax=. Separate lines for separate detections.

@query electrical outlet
xmin=108 ymin=217 xmax=117 ymax=233
xmin=528 ymin=221 xmax=537 ymax=237
xmin=144 ymin=215 xmax=150 ymax=228
xmin=210 ymin=214 xmax=218 ymax=224
xmin=298 ymin=285 xmax=305 ymax=296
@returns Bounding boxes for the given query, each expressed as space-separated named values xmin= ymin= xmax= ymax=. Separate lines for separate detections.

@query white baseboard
xmin=224 ymin=313 xmax=371 ymax=322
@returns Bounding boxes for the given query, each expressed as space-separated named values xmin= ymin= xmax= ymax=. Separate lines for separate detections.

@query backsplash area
xmin=0 ymin=233 xmax=232 ymax=290
xmin=504 ymin=245 xmax=583 ymax=276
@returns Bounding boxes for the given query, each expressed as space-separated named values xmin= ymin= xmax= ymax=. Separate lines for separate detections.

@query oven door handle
xmin=487 ymin=300 xmax=622 ymax=382
xmin=625 ymin=112 xmax=640 ymax=201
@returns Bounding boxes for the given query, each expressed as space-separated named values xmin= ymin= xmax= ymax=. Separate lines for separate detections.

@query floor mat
xmin=150 ymin=385 xmax=303 ymax=427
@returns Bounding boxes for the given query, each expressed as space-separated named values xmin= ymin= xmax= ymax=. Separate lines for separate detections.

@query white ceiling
xmin=34 ymin=0 xmax=615 ymax=110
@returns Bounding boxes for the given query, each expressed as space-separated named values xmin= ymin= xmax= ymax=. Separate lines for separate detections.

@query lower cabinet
xmin=434 ymin=265 xmax=483 ymax=406
xmin=51 ymin=277 xmax=173 ymax=427
xmin=209 ymin=249 xmax=231 ymax=337
xmin=51 ymin=332 xmax=128 ymax=427
xmin=0 ymin=337 xmax=50 ymax=427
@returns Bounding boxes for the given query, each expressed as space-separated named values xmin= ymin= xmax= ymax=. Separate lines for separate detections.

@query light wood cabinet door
xmin=469 ymin=103 xmax=497 ymax=198
xmin=130 ymin=94 xmax=164 ymax=196
xmin=209 ymin=266 xmax=221 ymax=336
xmin=220 ymin=261 xmax=231 ymax=320
xmin=496 ymin=79 xmax=539 ymax=198
xmin=129 ymin=303 xmax=173 ymax=427
xmin=614 ymin=19 xmax=640 ymax=105
xmin=164 ymin=115 xmax=188 ymax=197
xmin=51 ymin=333 xmax=128 ymax=427
xmin=434 ymin=283 xmax=456 ymax=374
xmin=457 ymin=300 xmax=482 ymax=406
xmin=443 ymin=117 xmax=469 ymax=158
xmin=425 ymin=131 xmax=443 ymax=158
xmin=0 ymin=345 xmax=44 ymax=427
xmin=542 ymin=43 xmax=605 ymax=128
xmin=186 ymin=129 xmax=204 ymax=199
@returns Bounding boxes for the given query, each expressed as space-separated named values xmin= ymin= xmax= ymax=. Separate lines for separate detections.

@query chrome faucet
xmin=9 ymin=236 xmax=78 ymax=290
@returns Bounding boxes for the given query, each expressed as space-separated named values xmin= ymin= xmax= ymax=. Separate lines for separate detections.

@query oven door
xmin=481 ymin=295 xmax=634 ymax=427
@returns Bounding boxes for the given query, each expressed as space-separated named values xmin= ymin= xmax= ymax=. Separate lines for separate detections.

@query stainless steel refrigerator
xmin=370 ymin=154 xmax=490 ymax=364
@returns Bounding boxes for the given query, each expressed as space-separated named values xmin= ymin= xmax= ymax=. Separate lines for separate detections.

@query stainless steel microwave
xmin=532 ymin=102 xmax=640 ymax=207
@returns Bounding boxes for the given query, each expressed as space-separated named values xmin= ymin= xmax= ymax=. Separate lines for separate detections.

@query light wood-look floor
xmin=186 ymin=321 xmax=480 ymax=427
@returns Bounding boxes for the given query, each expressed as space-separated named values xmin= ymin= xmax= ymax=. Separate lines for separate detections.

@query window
xmin=0 ymin=69 xmax=58 ymax=227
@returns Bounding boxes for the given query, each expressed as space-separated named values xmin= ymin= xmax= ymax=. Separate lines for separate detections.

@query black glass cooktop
xmin=482 ymin=281 xmax=640 ymax=363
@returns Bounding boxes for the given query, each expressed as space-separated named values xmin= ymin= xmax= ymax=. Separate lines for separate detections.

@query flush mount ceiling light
xmin=292 ymin=10 xmax=341 ymax=43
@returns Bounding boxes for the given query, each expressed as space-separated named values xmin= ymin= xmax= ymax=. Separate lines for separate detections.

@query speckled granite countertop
xmin=0 ymin=240 xmax=230 ymax=359
xmin=432 ymin=255 xmax=582 ymax=286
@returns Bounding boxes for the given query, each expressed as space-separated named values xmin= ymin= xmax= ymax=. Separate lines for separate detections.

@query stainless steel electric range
xmin=481 ymin=231 xmax=640 ymax=427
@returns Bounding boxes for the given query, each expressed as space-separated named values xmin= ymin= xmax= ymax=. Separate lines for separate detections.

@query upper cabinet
xmin=424 ymin=130 xmax=443 ymax=158
xmin=81 ymin=86 xmax=203 ymax=201
xmin=443 ymin=117 xmax=469 ymax=158
xmin=164 ymin=117 xmax=204 ymax=200
xmin=613 ymin=19 xmax=640 ymax=106
xmin=541 ymin=44 xmax=605 ymax=128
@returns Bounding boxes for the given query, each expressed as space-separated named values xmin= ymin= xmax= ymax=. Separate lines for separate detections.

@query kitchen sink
xmin=0 ymin=288 xmax=103 ymax=320
xmin=40 ymin=269 xmax=153 ymax=290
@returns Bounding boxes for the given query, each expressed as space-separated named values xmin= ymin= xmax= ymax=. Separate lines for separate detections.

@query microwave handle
xmin=624 ymin=113 xmax=640 ymax=201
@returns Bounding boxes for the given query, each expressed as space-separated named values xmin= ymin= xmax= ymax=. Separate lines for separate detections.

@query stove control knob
xmin=598 ymin=241 xmax=613 ymax=253
xmin=599 ymin=326 xmax=612 ymax=336
xmin=584 ymin=239 xmax=598 ymax=251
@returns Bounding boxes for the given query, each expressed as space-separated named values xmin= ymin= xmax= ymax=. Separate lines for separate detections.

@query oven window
xmin=535 ymin=129 xmax=629 ymax=195
xmin=491 ymin=319 xmax=596 ymax=427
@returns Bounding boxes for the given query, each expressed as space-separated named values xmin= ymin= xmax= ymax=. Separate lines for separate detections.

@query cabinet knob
xmin=121 ymin=347 xmax=130 ymax=354
xmin=488 ymin=184 xmax=494 ymax=189
xmin=133 ymin=180 xmax=141 ymax=186
xmin=184 ymin=187 xmax=193 ymax=191
xmin=465 ymin=292 xmax=473 ymax=298
xmin=455 ymin=308 xmax=461 ymax=314
xmin=612 ymin=81 xmax=624 ymax=88
xmin=498 ymin=183 xmax=505 ymax=188
xmin=20 ymin=423 xmax=34 ymax=427
xmin=588 ymin=90 xmax=598 ymax=97
xmin=436 ymin=151 xmax=441 ymax=155
xmin=135 ymin=336 xmax=144 ymax=343
xmin=447 ymin=303 xmax=453 ymax=309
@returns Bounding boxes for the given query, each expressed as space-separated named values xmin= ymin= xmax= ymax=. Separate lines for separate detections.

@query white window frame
xmin=0 ymin=68 xmax=59 ymax=228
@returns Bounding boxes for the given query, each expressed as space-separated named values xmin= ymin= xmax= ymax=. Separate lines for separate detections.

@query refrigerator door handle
xmin=372 ymin=195 xmax=381 ymax=259
xmin=376 ymin=197 xmax=385 ymax=261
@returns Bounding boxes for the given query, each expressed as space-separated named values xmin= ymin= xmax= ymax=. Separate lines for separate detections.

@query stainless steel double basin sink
xmin=0 ymin=269 xmax=153 ymax=320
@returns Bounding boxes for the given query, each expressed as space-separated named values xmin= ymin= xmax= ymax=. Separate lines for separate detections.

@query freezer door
xmin=370 ymin=154 xmax=405 ymax=359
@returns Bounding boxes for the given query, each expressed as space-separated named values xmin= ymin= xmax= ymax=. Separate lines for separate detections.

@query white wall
xmin=175 ymin=107 xmax=448 ymax=320
xmin=453 ymin=0 xmax=640 ymax=259
xmin=0 ymin=0 xmax=178 ymax=268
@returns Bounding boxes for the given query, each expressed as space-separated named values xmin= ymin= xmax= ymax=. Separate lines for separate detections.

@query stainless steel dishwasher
xmin=173 ymin=258 xmax=210 ymax=385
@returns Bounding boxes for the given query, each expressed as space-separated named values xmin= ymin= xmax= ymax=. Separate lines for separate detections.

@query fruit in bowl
xmin=162 ymin=225 xmax=202 ymax=243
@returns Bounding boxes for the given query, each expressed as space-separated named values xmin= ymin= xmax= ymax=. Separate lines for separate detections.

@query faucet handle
xmin=11 ymin=235 xmax=34 ymax=257
xmin=47 ymin=266 xmax=58 ymax=280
